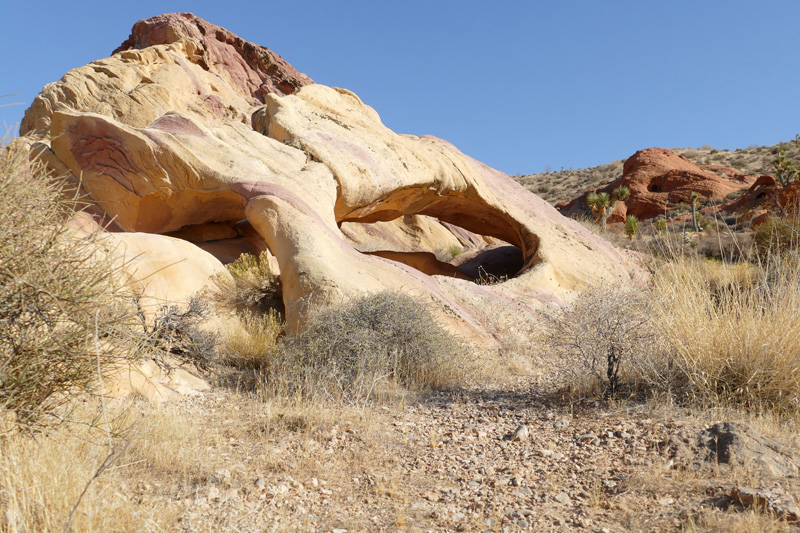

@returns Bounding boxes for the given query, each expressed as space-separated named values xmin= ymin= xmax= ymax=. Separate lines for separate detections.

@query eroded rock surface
xmin=21 ymin=12 xmax=642 ymax=344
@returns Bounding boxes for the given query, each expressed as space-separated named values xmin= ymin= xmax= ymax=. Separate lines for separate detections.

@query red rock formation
xmin=779 ymin=181 xmax=800 ymax=216
xmin=114 ymin=12 xmax=312 ymax=101
xmin=722 ymin=175 xmax=779 ymax=215
xmin=715 ymin=175 xmax=800 ymax=227
xmin=558 ymin=148 xmax=755 ymax=222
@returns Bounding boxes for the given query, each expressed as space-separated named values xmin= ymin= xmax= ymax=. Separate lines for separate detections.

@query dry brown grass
xmin=0 ymin=383 xmax=402 ymax=532
xmin=219 ymin=309 xmax=283 ymax=370
xmin=0 ymin=140 xmax=140 ymax=430
xmin=0 ymin=402 xmax=179 ymax=532
xmin=651 ymin=255 xmax=800 ymax=413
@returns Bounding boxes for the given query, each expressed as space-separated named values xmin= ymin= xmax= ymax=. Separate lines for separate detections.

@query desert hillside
xmin=515 ymin=141 xmax=800 ymax=206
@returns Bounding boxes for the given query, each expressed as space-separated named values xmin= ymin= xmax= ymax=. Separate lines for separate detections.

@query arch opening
xmin=339 ymin=214 xmax=524 ymax=284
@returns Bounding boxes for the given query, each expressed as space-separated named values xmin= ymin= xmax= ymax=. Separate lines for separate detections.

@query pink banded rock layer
xmin=21 ymin=13 xmax=642 ymax=346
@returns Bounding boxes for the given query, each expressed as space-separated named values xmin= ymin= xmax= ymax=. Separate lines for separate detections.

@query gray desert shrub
xmin=0 ymin=141 xmax=136 ymax=429
xmin=271 ymin=292 xmax=470 ymax=407
xmin=540 ymin=282 xmax=656 ymax=394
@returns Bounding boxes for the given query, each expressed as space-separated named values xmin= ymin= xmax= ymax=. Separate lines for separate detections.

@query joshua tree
xmin=690 ymin=191 xmax=701 ymax=232
xmin=624 ymin=215 xmax=639 ymax=240
xmin=772 ymin=147 xmax=799 ymax=187
xmin=587 ymin=186 xmax=630 ymax=230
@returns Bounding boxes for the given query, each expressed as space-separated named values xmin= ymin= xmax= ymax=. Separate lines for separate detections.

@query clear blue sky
xmin=2 ymin=1 xmax=799 ymax=175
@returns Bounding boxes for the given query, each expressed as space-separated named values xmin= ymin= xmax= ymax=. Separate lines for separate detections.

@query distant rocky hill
xmin=514 ymin=141 xmax=800 ymax=207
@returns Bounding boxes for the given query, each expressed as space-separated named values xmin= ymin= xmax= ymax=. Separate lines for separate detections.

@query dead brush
xmin=538 ymin=281 xmax=657 ymax=395
xmin=0 ymin=139 xmax=140 ymax=430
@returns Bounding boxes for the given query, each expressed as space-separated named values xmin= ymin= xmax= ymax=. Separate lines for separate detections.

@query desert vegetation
xmin=0 ymin=140 xmax=140 ymax=430
xmin=4 ymin=135 xmax=800 ymax=531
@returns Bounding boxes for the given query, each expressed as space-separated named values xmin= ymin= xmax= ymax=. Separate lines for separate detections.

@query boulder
xmin=103 ymin=357 xmax=211 ymax=405
xmin=663 ymin=422 xmax=799 ymax=478
xmin=101 ymin=231 xmax=231 ymax=315
xmin=731 ymin=486 xmax=800 ymax=521
xmin=21 ymin=12 xmax=643 ymax=344
xmin=721 ymin=175 xmax=780 ymax=217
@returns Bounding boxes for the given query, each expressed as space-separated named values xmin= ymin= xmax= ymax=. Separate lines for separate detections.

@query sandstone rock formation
xmin=21 ymin=13 xmax=642 ymax=347
xmin=558 ymin=148 xmax=755 ymax=222
xmin=711 ymin=174 xmax=800 ymax=227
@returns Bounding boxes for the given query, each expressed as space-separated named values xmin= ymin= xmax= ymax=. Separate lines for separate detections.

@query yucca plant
xmin=690 ymin=191 xmax=701 ymax=232
xmin=624 ymin=215 xmax=639 ymax=240
xmin=772 ymin=146 xmax=799 ymax=187
xmin=586 ymin=186 xmax=630 ymax=230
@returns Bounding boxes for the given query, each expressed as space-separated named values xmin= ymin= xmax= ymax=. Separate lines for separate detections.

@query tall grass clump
xmin=269 ymin=292 xmax=471 ymax=407
xmin=652 ymin=255 xmax=800 ymax=412
xmin=213 ymin=251 xmax=283 ymax=314
xmin=210 ymin=251 xmax=285 ymax=370
xmin=220 ymin=309 xmax=283 ymax=370
xmin=0 ymin=140 xmax=136 ymax=429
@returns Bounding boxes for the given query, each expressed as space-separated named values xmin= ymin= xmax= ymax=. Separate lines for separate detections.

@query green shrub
xmin=0 ymin=141 xmax=136 ymax=429
xmin=270 ymin=292 xmax=469 ymax=407
xmin=447 ymin=244 xmax=464 ymax=259
xmin=673 ymin=202 xmax=690 ymax=214
xmin=753 ymin=216 xmax=800 ymax=259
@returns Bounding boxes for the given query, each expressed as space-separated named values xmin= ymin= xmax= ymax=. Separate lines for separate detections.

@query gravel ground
xmin=127 ymin=368 xmax=800 ymax=533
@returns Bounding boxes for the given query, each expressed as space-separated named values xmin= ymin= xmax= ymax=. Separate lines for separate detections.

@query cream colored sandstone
xmin=21 ymin=13 xmax=644 ymax=360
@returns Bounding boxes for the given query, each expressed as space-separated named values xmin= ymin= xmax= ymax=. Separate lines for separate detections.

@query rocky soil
xmin=142 ymin=370 xmax=800 ymax=532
